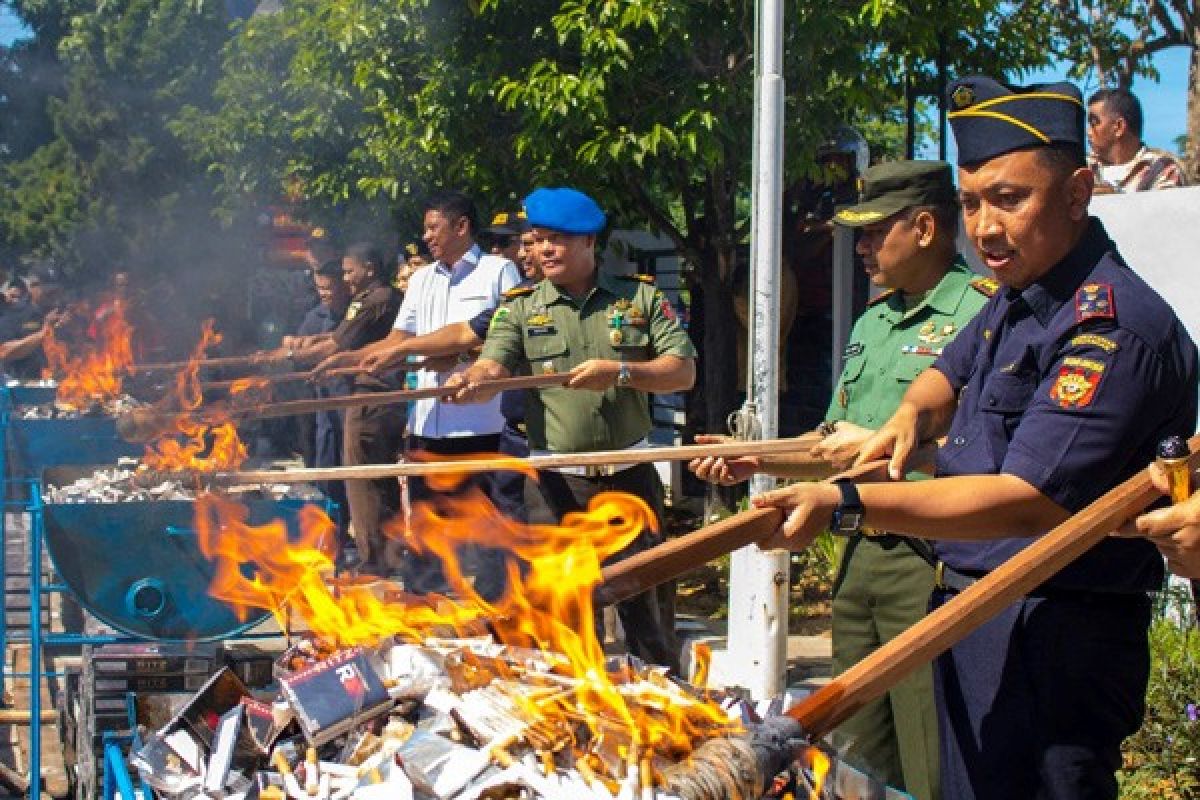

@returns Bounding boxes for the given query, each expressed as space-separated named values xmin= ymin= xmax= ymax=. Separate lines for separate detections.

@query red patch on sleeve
xmin=659 ymin=297 xmax=677 ymax=321
xmin=1075 ymin=283 xmax=1115 ymax=323
xmin=1049 ymin=367 xmax=1101 ymax=408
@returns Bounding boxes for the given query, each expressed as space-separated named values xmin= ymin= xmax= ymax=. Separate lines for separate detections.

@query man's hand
xmin=43 ymin=308 xmax=71 ymax=331
xmin=567 ymin=359 xmax=621 ymax=390
xmin=361 ymin=345 xmax=405 ymax=375
xmin=751 ymin=482 xmax=842 ymax=551
xmin=281 ymin=335 xmax=303 ymax=350
xmin=447 ymin=360 xmax=510 ymax=404
xmin=855 ymin=404 xmax=920 ymax=480
xmin=688 ymin=434 xmax=762 ymax=485
xmin=311 ymin=351 xmax=355 ymax=379
xmin=250 ymin=348 xmax=289 ymax=367
xmin=1119 ymin=463 xmax=1200 ymax=578
xmin=810 ymin=421 xmax=873 ymax=470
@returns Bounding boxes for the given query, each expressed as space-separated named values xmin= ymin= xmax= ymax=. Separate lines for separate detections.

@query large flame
xmin=141 ymin=320 xmax=247 ymax=472
xmin=194 ymin=484 xmax=739 ymax=762
xmin=41 ymin=298 xmax=134 ymax=409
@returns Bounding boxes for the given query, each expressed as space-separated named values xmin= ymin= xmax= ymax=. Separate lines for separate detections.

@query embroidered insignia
xmin=951 ymin=85 xmax=976 ymax=110
xmin=1062 ymin=356 xmax=1106 ymax=373
xmin=867 ymin=289 xmax=896 ymax=308
xmin=344 ymin=301 xmax=361 ymax=321
xmin=659 ymin=297 xmax=677 ymax=322
xmin=610 ymin=329 xmax=624 ymax=346
xmin=838 ymin=386 xmax=848 ymax=409
xmin=1069 ymin=333 xmax=1118 ymax=353
xmin=983 ymin=329 xmax=992 ymax=340
xmin=620 ymin=274 xmax=656 ymax=284
xmin=1075 ymin=283 xmax=1115 ymax=323
xmin=918 ymin=321 xmax=954 ymax=345
xmin=526 ymin=325 xmax=557 ymax=337
xmin=527 ymin=313 xmax=552 ymax=326
xmin=834 ymin=208 xmax=885 ymax=224
xmin=1049 ymin=366 xmax=1102 ymax=409
xmin=627 ymin=307 xmax=647 ymax=326
xmin=844 ymin=342 xmax=864 ymax=358
xmin=502 ymin=285 xmax=534 ymax=300
xmin=488 ymin=306 xmax=510 ymax=332
xmin=542 ymin=360 xmax=556 ymax=375
xmin=970 ymin=277 xmax=999 ymax=297
xmin=901 ymin=345 xmax=942 ymax=356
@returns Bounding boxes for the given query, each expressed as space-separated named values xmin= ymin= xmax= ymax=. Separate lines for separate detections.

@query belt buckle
xmin=934 ymin=561 xmax=947 ymax=590
xmin=584 ymin=464 xmax=616 ymax=478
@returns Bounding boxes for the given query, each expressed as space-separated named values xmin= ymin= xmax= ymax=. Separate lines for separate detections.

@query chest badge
xmin=344 ymin=301 xmax=361 ymax=321
xmin=917 ymin=321 xmax=955 ymax=345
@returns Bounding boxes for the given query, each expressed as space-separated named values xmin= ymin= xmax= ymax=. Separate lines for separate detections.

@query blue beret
xmin=523 ymin=187 xmax=607 ymax=235
xmin=947 ymin=75 xmax=1085 ymax=167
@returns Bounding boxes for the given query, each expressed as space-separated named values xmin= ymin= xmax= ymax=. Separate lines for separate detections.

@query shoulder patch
xmin=1075 ymin=283 xmax=1115 ymax=323
xmin=867 ymin=289 xmax=896 ymax=308
xmin=970 ymin=277 xmax=1000 ymax=297
xmin=620 ymin=273 xmax=656 ymax=285
xmin=502 ymin=285 xmax=534 ymax=301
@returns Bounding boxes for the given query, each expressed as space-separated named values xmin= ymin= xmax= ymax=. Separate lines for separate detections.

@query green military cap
xmin=833 ymin=160 xmax=957 ymax=227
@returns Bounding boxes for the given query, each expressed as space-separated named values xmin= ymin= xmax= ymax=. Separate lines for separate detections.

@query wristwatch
xmin=616 ymin=363 xmax=633 ymax=387
xmin=829 ymin=478 xmax=865 ymax=535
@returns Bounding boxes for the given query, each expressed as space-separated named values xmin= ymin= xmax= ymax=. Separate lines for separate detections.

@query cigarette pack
xmin=90 ymin=641 xmax=218 ymax=675
xmin=93 ymin=672 xmax=210 ymax=695
xmin=279 ymin=646 xmax=393 ymax=746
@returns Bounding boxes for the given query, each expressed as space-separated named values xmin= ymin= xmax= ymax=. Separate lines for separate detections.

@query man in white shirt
xmin=346 ymin=191 xmax=521 ymax=595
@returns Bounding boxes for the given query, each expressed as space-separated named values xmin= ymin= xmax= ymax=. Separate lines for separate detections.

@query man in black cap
xmin=750 ymin=75 xmax=1198 ymax=799
xmin=481 ymin=210 xmax=529 ymax=264
xmin=0 ymin=265 xmax=67 ymax=380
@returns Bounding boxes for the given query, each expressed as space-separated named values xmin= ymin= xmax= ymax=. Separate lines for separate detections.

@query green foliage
xmin=1120 ymin=615 xmax=1200 ymax=800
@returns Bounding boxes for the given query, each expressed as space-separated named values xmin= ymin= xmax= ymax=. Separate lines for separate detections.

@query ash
xmin=46 ymin=458 xmax=324 ymax=504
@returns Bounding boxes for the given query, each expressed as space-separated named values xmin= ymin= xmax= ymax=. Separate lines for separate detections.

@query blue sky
xmin=0 ymin=4 xmax=1190 ymax=153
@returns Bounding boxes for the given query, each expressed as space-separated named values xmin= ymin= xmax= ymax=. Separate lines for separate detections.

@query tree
xmin=0 ymin=0 xmax=238 ymax=278
xmin=1045 ymin=0 xmax=1198 ymax=177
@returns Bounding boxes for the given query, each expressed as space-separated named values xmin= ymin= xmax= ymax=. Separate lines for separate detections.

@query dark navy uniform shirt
xmin=932 ymin=218 xmax=1197 ymax=592
xmin=469 ymin=280 xmax=536 ymax=427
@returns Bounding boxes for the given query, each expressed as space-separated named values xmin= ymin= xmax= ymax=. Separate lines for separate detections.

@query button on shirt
xmin=931 ymin=218 xmax=1198 ymax=592
xmin=394 ymin=244 xmax=521 ymax=438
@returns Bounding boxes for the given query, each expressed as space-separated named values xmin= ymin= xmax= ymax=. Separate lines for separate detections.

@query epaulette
xmin=1075 ymin=282 xmax=1115 ymax=323
xmin=620 ymin=274 xmax=656 ymax=285
xmin=970 ymin=277 xmax=1000 ymax=297
xmin=502 ymin=285 xmax=535 ymax=301
xmin=866 ymin=288 xmax=896 ymax=307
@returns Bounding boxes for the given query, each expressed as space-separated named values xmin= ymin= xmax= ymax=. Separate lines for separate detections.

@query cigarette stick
xmin=639 ymin=755 xmax=654 ymax=800
xmin=305 ymin=747 xmax=320 ymax=796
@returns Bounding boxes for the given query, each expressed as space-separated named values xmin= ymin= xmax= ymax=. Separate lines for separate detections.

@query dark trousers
xmin=314 ymin=410 xmax=347 ymax=530
xmin=492 ymin=424 xmax=529 ymax=521
xmin=342 ymin=402 xmax=405 ymax=569
xmin=402 ymin=433 xmax=505 ymax=599
xmin=523 ymin=463 xmax=680 ymax=674
xmin=932 ymin=589 xmax=1151 ymax=800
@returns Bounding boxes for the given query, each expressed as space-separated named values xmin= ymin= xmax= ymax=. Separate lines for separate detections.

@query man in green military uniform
xmin=690 ymin=161 xmax=990 ymax=800
xmin=450 ymin=186 xmax=697 ymax=673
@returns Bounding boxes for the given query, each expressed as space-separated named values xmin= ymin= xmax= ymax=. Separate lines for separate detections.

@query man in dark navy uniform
xmin=753 ymin=75 xmax=1198 ymax=799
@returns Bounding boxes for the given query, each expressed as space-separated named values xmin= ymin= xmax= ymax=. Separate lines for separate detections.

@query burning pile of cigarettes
xmin=45 ymin=458 xmax=323 ymax=504
xmin=15 ymin=393 xmax=143 ymax=419
xmin=125 ymin=634 xmax=809 ymax=800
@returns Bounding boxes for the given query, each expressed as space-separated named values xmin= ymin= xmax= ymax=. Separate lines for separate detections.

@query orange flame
xmin=142 ymin=320 xmax=247 ymax=472
xmin=804 ymin=745 xmax=831 ymax=799
xmin=195 ymin=485 xmax=739 ymax=760
xmin=41 ymin=299 xmax=134 ymax=409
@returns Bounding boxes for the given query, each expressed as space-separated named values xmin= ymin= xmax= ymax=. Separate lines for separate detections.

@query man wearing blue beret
xmin=749 ymin=76 xmax=1198 ymax=798
xmin=450 ymin=187 xmax=697 ymax=672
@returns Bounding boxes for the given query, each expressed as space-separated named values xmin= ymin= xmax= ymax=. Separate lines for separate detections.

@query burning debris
xmin=44 ymin=458 xmax=324 ymax=504
xmin=123 ymin=634 xmax=828 ymax=800
xmin=14 ymin=394 xmax=143 ymax=419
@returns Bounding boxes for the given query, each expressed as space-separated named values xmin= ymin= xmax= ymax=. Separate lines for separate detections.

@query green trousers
xmin=831 ymin=536 xmax=940 ymax=800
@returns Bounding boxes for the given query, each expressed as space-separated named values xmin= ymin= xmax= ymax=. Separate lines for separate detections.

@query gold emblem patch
xmin=952 ymin=85 xmax=975 ymax=110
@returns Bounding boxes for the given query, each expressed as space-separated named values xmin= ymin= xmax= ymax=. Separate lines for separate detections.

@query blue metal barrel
xmin=42 ymin=466 xmax=322 ymax=641
xmin=0 ymin=384 xmax=57 ymax=409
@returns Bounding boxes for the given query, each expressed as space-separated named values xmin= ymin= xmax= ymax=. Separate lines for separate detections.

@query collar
xmin=434 ymin=243 xmax=482 ymax=277
xmin=896 ymin=258 xmax=973 ymax=320
xmin=1006 ymin=217 xmax=1112 ymax=327
xmin=533 ymin=269 xmax=619 ymax=308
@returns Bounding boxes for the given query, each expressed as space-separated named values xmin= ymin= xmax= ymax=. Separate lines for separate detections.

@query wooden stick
xmin=199 ymin=366 xmax=368 ymax=391
xmin=786 ymin=433 xmax=1200 ymax=740
xmin=219 ymin=432 xmax=826 ymax=485
xmin=115 ymin=373 xmax=571 ymax=442
xmin=595 ymin=458 xmax=895 ymax=607
xmin=129 ymin=353 xmax=268 ymax=372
